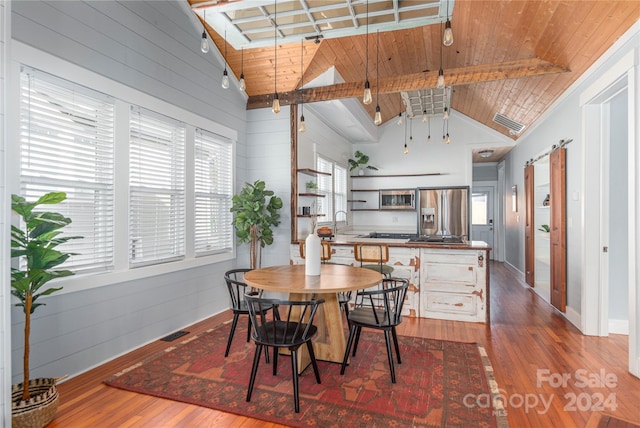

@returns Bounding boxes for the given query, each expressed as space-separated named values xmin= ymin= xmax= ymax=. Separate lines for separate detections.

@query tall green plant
xmin=230 ymin=180 xmax=283 ymax=269
xmin=11 ymin=192 xmax=81 ymax=400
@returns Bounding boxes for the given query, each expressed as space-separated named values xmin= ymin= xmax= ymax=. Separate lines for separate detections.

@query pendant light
xmin=403 ymin=113 xmax=408 ymax=154
xmin=422 ymin=109 xmax=427 ymax=123
xmin=363 ymin=0 xmax=372 ymax=105
xmin=298 ymin=40 xmax=306 ymax=133
xmin=239 ymin=48 xmax=246 ymax=92
xmin=437 ymin=22 xmax=445 ymax=89
xmin=396 ymin=112 xmax=403 ymax=126
xmin=272 ymin=1 xmax=280 ymax=114
xmin=445 ymin=118 xmax=451 ymax=144
xmin=443 ymin=0 xmax=454 ymax=46
xmin=373 ymin=30 xmax=382 ymax=125
xmin=409 ymin=117 xmax=413 ymax=144
xmin=427 ymin=116 xmax=431 ymax=142
xmin=221 ymin=27 xmax=229 ymax=89
xmin=443 ymin=107 xmax=449 ymax=120
xmin=200 ymin=10 xmax=210 ymax=53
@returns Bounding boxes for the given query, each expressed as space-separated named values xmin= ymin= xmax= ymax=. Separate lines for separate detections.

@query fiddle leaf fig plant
xmin=230 ymin=180 xmax=283 ymax=269
xmin=11 ymin=192 xmax=81 ymax=400
xmin=348 ymin=150 xmax=378 ymax=172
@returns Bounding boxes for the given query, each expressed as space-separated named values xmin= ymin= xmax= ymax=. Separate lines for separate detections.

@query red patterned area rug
xmin=105 ymin=322 xmax=508 ymax=427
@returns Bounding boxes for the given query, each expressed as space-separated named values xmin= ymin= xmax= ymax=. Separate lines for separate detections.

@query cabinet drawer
xmin=423 ymin=262 xmax=477 ymax=286
xmin=423 ymin=292 xmax=477 ymax=316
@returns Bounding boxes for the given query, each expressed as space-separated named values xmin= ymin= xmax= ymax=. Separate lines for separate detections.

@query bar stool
xmin=354 ymin=242 xmax=394 ymax=278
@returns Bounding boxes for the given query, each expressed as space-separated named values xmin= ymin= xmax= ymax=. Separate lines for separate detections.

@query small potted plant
xmin=11 ymin=192 xmax=81 ymax=428
xmin=305 ymin=181 xmax=318 ymax=191
xmin=348 ymin=150 xmax=378 ymax=175
xmin=231 ymin=180 xmax=283 ymax=269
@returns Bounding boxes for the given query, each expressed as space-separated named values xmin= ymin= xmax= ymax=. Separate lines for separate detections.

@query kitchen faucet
xmin=334 ymin=210 xmax=348 ymax=235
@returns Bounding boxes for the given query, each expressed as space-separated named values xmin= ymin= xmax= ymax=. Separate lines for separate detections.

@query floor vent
xmin=493 ymin=113 xmax=525 ymax=135
xmin=160 ymin=330 xmax=189 ymax=342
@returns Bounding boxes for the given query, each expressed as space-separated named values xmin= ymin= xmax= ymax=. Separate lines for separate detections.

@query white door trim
xmin=580 ymin=50 xmax=638 ymax=377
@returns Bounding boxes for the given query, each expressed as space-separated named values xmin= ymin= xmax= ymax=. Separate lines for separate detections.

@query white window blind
xmin=317 ymin=156 xmax=333 ymax=220
xmin=129 ymin=107 xmax=186 ymax=266
xmin=194 ymin=129 xmax=233 ymax=256
xmin=334 ymin=164 xmax=347 ymax=216
xmin=19 ymin=69 xmax=115 ymax=274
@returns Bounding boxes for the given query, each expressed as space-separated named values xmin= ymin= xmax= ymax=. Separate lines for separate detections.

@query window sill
xmin=39 ymin=251 xmax=235 ymax=296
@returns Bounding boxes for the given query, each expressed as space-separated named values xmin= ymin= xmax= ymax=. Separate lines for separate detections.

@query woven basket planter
xmin=12 ymin=378 xmax=59 ymax=428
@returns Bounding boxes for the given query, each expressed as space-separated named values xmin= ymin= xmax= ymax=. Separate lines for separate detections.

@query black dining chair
xmin=245 ymin=294 xmax=325 ymax=413
xmin=340 ymin=278 xmax=409 ymax=383
xmin=223 ymin=269 xmax=272 ymax=360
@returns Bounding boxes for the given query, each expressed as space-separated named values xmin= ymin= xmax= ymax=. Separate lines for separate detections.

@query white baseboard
xmin=608 ymin=319 xmax=629 ymax=335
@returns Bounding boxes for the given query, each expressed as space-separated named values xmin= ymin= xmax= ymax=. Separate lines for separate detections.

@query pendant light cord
xmin=274 ymin=0 xmax=277 ymax=94
xmin=376 ymin=30 xmax=379 ymax=103
xmin=365 ymin=0 xmax=369 ymax=82
xmin=300 ymin=39 xmax=304 ymax=113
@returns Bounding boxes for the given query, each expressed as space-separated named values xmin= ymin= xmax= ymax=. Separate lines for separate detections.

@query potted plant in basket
xmin=348 ymin=150 xmax=378 ymax=175
xmin=230 ymin=180 xmax=283 ymax=269
xmin=11 ymin=192 xmax=81 ymax=428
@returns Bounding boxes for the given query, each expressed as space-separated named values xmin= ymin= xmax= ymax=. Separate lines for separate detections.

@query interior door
xmin=524 ymin=164 xmax=535 ymax=286
xmin=550 ymin=148 xmax=567 ymax=312
xmin=471 ymin=187 xmax=494 ymax=259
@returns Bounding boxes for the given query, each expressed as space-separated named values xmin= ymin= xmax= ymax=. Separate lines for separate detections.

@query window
xmin=194 ymin=129 xmax=233 ymax=256
xmin=19 ymin=69 xmax=115 ymax=274
xmin=334 ymin=164 xmax=347 ymax=219
xmin=316 ymin=155 xmax=347 ymax=223
xmin=129 ymin=107 xmax=185 ymax=266
xmin=471 ymin=192 xmax=489 ymax=225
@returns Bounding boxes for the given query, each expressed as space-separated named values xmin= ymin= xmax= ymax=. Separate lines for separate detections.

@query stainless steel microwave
xmin=379 ymin=189 xmax=416 ymax=210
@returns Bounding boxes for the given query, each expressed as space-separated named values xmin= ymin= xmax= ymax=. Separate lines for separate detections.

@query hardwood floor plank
xmin=47 ymin=262 xmax=640 ymax=427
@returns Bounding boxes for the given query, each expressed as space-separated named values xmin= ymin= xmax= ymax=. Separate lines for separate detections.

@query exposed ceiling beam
xmin=246 ymin=57 xmax=569 ymax=110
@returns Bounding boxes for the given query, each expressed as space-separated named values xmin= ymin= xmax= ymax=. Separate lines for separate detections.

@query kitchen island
xmin=290 ymin=235 xmax=491 ymax=323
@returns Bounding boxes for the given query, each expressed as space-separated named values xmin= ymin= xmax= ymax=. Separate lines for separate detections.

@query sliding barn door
xmin=524 ymin=164 xmax=535 ymax=286
xmin=549 ymin=148 xmax=567 ymax=312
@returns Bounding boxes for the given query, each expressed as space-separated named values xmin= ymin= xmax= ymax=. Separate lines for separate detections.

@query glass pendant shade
xmin=422 ymin=110 xmax=427 ymax=122
xmin=299 ymin=115 xmax=306 ymax=133
xmin=443 ymin=107 xmax=449 ymax=120
xmin=239 ymin=74 xmax=246 ymax=91
xmin=200 ymin=31 xmax=209 ymax=53
xmin=363 ymin=81 xmax=372 ymax=105
xmin=396 ymin=113 xmax=403 ymax=126
xmin=437 ymin=69 xmax=445 ymax=89
xmin=443 ymin=20 xmax=454 ymax=46
xmin=221 ymin=69 xmax=230 ymax=89
xmin=445 ymin=133 xmax=451 ymax=144
xmin=374 ymin=105 xmax=382 ymax=125
xmin=404 ymin=143 xmax=408 ymax=154
xmin=272 ymin=93 xmax=280 ymax=114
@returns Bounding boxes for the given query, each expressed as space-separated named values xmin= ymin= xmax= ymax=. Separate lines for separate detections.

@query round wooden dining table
xmin=244 ymin=264 xmax=383 ymax=367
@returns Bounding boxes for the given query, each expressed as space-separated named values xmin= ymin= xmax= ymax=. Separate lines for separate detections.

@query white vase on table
xmin=305 ymin=232 xmax=321 ymax=276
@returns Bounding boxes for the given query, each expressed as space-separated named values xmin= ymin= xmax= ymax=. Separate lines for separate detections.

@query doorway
xmin=471 ymin=186 xmax=495 ymax=259
xmin=580 ymin=50 xmax=637 ymax=377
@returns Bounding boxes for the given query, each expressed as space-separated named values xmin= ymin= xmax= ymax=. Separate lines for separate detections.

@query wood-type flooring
xmin=47 ymin=262 xmax=640 ymax=427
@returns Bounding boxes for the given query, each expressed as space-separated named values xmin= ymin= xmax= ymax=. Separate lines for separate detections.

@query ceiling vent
xmin=493 ymin=113 xmax=525 ymax=135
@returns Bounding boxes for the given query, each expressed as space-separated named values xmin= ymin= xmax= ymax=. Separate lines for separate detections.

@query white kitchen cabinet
xmin=420 ymin=248 xmax=488 ymax=322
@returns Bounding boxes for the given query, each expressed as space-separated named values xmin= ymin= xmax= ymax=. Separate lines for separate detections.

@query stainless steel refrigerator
xmin=417 ymin=187 xmax=469 ymax=238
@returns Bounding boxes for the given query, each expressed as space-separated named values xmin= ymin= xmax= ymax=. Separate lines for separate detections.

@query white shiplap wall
xmin=244 ymin=106 xmax=293 ymax=268
xmin=7 ymin=1 xmax=248 ymax=383
xmin=1 ymin=0 xmax=10 ymax=423
xmin=352 ymin=111 xmax=512 ymax=231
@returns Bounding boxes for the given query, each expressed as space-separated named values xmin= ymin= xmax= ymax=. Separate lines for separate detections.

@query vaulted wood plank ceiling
xmin=189 ymin=0 xmax=638 ymax=149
